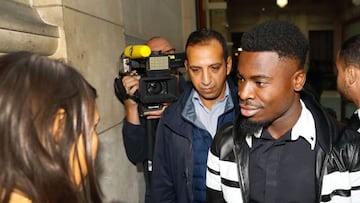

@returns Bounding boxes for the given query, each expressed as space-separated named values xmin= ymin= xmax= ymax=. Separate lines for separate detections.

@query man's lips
xmin=240 ymin=105 xmax=261 ymax=117
xmin=201 ymin=87 xmax=214 ymax=94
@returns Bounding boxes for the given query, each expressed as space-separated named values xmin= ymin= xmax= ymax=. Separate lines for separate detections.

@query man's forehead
xmin=148 ymin=38 xmax=171 ymax=48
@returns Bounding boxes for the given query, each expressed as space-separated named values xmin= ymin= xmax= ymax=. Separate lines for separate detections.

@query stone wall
xmin=0 ymin=0 xmax=196 ymax=202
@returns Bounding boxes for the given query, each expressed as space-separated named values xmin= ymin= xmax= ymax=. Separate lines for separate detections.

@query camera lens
xmin=139 ymin=76 xmax=177 ymax=104
xmin=146 ymin=81 xmax=167 ymax=95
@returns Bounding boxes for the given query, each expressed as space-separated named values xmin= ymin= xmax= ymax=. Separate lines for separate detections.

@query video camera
xmin=114 ymin=45 xmax=186 ymax=112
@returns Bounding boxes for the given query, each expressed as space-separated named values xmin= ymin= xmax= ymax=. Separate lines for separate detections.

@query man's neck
xmin=266 ymin=100 xmax=302 ymax=140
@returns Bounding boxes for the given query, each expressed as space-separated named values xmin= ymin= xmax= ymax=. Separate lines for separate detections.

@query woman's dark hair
xmin=0 ymin=51 xmax=102 ymax=203
xmin=241 ymin=20 xmax=309 ymax=67
xmin=185 ymin=28 xmax=229 ymax=61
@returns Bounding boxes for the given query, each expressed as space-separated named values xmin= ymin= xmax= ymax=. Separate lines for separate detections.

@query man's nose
xmin=238 ymin=82 xmax=254 ymax=101
xmin=201 ymin=70 xmax=211 ymax=85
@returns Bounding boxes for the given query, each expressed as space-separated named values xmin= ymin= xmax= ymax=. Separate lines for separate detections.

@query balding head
xmin=146 ymin=37 xmax=175 ymax=54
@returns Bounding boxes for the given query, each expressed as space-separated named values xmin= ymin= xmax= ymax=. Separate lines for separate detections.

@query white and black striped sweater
xmin=206 ymin=92 xmax=360 ymax=203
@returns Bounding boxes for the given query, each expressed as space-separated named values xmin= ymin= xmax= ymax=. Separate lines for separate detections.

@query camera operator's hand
xmin=143 ymin=103 xmax=170 ymax=119
xmin=122 ymin=71 xmax=141 ymax=125
xmin=122 ymin=71 xmax=140 ymax=96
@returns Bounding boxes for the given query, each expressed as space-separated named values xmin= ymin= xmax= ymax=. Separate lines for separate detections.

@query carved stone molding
xmin=0 ymin=0 xmax=59 ymax=55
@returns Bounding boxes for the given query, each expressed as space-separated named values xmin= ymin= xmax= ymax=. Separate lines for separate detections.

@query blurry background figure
xmin=336 ymin=34 xmax=360 ymax=130
xmin=0 ymin=51 xmax=102 ymax=203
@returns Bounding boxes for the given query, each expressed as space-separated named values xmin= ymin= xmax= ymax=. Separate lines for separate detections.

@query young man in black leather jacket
xmin=206 ymin=20 xmax=360 ymax=203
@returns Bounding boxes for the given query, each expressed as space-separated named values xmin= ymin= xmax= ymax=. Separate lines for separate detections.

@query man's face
xmin=185 ymin=39 xmax=231 ymax=109
xmin=237 ymin=51 xmax=305 ymax=124
xmin=335 ymin=52 xmax=351 ymax=101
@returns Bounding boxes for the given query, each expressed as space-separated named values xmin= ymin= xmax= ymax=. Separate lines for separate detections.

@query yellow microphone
xmin=123 ymin=45 xmax=151 ymax=59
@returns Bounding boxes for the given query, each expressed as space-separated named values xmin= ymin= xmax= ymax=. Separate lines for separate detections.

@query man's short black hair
xmin=241 ymin=20 xmax=309 ymax=67
xmin=339 ymin=34 xmax=360 ymax=68
xmin=185 ymin=28 xmax=228 ymax=61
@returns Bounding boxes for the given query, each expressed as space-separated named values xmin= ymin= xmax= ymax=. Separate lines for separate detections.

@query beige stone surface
xmin=181 ymin=0 xmax=197 ymax=42
xmin=0 ymin=29 xmax=58 ymax=54
xmin=35 ymin=5 xmax=67 ymax=59
xmin=10 ymin=0 xmax=32 ymax=5
xmin=63 ymin=0 xmax=123 ymax=25
xmin=122 ymin=0 xmax=184 ymax=50
xmin=62 ymin=7 xmax=125 ymax=133
xmin=32 ymin=0 xmax=62 ymax=6
xmin=96 ymin=124 xmax=141 ymax=203
xmin=0 ymin=0 xmax=60 ymax=55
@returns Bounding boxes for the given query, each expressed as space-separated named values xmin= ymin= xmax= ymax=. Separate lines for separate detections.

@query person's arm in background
xmin=120 ymin=73 xmax=147 ymax=164
xmin=121 ymin=73 xmax=168 ymax=164
xmin=122 ymin=73 xmax=141 ymax=124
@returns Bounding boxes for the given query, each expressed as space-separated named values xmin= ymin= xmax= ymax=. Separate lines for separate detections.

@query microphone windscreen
xmin=123 ymin=45 xmax=151 ymax=59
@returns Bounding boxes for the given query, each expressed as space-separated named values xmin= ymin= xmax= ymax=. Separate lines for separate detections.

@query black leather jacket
xmin=206 ymin=89 xmax=360 ymax=203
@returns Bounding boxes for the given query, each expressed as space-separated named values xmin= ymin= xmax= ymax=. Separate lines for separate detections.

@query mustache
xmin=239 ymin=99 xmax=262 ymax=108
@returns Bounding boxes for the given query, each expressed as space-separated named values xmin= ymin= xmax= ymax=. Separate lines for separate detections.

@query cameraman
xmin=120 ymin=37 xmax=186 ymax=203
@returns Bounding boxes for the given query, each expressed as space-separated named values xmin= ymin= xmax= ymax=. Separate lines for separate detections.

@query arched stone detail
xmin=0 ymin=0 xmax=59 ymax=55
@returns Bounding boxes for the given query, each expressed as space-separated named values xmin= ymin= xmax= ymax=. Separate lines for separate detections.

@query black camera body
xmin=139 ymin=72 xmax=177 ymax=104
xmin=114 ymin=49 xmax=185 ymax=111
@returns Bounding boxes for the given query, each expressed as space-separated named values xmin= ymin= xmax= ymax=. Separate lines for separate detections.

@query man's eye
xmin=256 ymin=81 xmax=265 ymax=87
xmin=237 ymin=74 xmax=244 ymax=82
xmin=211 ymin=66 xmax=220 ymax=71
xmin=190 ymin=68 xmax=200 ymax=72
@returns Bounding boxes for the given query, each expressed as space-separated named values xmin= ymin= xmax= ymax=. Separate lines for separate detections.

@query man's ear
xmin=293 ymin=69 xmax=306 ymax=91
xmin=226 ymin=56 xmax=232 ymax=75
xmin=345 ymin=65 xmax=358 ymax=85
xmin=184 ymin=60 xmax=189 ymax=71
xmin=52 ymin=108 xmax=66 ymax=140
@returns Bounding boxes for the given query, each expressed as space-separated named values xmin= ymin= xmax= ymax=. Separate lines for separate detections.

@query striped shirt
xmin=206 ymin=100 xmax=360 ymax=203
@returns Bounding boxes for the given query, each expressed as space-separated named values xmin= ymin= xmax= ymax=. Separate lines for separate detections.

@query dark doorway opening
xmin=307 ymin=30 xmax=336 ymax=97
